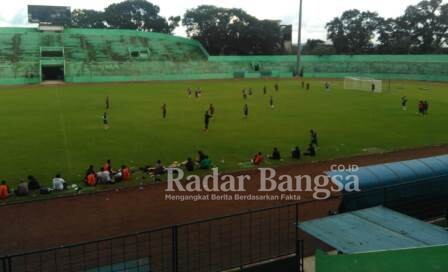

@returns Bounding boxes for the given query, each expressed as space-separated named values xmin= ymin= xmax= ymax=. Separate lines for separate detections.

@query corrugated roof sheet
xmin=299 ymin=206 xmax=448 ymax=254
xmin=326 ymin=154 xmax=448 ymax=192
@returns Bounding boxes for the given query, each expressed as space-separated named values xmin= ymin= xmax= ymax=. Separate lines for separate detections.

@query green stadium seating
xmin=1 ymin=27 xmax=447 ymax=85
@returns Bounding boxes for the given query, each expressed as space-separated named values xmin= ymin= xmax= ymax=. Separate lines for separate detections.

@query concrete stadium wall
xmin=210 ymin=55 xmax=448 ymax=81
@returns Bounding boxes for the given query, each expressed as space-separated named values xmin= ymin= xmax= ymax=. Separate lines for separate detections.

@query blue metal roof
xmin=299 ymin=206 xmax=448 ymax=254
xmin=326 ymin=154 xmax=448 ymax=192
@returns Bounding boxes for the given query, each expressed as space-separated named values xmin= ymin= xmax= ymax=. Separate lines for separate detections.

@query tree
xmin=328 ymin=0 xmax=448 ymax=54
xmin=399 ymin=0 xmax=448 ymax=53
xmin=71 ymin=0 xmax=179 ymax=34
xmin=104 ymin=0 xmax=176 ymax=33
xmin=377 ymin=18 xmax=415 ymax=54
xmin=72 ymin=9 xmax=106 ymax=28
xmin=302 ymin=39 xmax=335 ymax=55
xmin=182 ymin=5 xmax=284 ymax=55
xmin=325 ymin=9 xmax=382 ymax=54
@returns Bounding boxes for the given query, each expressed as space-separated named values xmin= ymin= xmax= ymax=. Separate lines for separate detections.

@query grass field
xmin=1 ymin=78 xmax=448 ymax=192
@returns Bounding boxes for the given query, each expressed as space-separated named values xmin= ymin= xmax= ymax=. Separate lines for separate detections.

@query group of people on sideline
xmin=1 ymin=129 xmax=319 ymax=200
xmin=0 ymin=174 xmax=67 ymax=200
xmin=251 ymin=130 xmax=319 ymax=165
xmin=84 ymin=160 xmax=132 ymax=186
xmin=0 ymin=150 xmax=217 ymax=200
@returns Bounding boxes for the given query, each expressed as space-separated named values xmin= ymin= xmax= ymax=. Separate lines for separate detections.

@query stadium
xmin=0 ymin=1 xmax=447 ymax=272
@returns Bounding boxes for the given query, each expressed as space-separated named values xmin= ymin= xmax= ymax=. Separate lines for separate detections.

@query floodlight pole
xmin=296 ymin=0 xmax=303 ymax=77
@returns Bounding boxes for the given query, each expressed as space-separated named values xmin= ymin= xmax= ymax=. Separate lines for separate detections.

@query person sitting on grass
xmin=86 ymin=172 xmax=97 ymax=186
xmin=27 ymin=175 xmax=41 ymax=191
xmin=84 ymin=165 xmax=96 ymax=182
xmin=291 ymin=146 xmax=301 ymax=160
xmin=304 ymin=143 xmax=316 ymax=157
xmin=252 ymin=152 xmax=264 ymax=165
xmin=269 ymin=148 xmax=281 ymax=160
xmin=84 ymin=165 xmax=95 ymax=179
xmin=112 ymin=166 xmax=131 ymax=183
xmin=200 ymin=156 xmax=212 ymax=170
xmin=183 ymin=158 xmax=195 ymax=172
xmin=196 ymin=151 xmax=207 ymax=164
xmin=310 ymin=130 xmax=318 ymax=148
xmin=121 ymin=165 xmax=131 ymax=181
xmin=52 ymin=174 xmax=66 ymax=191
xmin=155 ymin=160 xmax=166 ymax=175
xmin=104 ymin=160 xmax=112 ymax=173
xmin=0 ymin=181 xmax=9 ymax=200
xmin=14 ymin=180 xmax=29 ymax=196
xmin=96 ymin=168 xmax=112 ymax=184
xmin=151 ymin=160 xmax=166 ymax=183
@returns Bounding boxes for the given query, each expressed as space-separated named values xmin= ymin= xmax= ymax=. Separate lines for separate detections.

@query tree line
xmin=71 ymin=0 xmax=448 ymax=55
xmin=323 ymin=0 xmax=448 ymax=54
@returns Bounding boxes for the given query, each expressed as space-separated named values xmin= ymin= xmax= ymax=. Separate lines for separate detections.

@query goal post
xmin=344 ymin=77 xmax=383 ymax=93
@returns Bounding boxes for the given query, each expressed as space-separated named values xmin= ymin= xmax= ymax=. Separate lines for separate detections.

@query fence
xmin=1 ymin=175 xmax=448 ymax=272
xmin=0 ymin=203 xmax=302 ymax=272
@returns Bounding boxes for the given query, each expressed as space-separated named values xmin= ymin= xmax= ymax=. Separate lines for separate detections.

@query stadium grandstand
xmin=0 ymin=4 xmax=447 ymax=85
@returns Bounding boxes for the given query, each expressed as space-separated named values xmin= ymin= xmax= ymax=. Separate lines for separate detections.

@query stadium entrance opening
xmin=41 ymin=65 xmax=64 ymax=81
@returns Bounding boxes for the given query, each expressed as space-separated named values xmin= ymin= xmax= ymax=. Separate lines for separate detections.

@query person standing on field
xmin=161 ymin=103 xmax=167 ymax=119
xmin=274 ymin=83 xmax=279 ymax=92
xmin=204 ymin=110 xmax=212 ymax=132
xmin=270 ymin=96 xmax=274 ymax=109
xmin=401 ymin=96 xmax=408 ymax=111
xmin=263 ymin=86 xmax=267 ymax=95
xmin=209 ymin=104 xmax=215 ymax=118
xmin=103 ymin=112 xmax=109 ymax=130
xmin=243 ymin=104 xmax=249 ymax=119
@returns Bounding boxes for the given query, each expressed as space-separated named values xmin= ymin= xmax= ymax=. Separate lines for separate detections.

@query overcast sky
xmin=0 ymin=0 xmax=433 ymax=42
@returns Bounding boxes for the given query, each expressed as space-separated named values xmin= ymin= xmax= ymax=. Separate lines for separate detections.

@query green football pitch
xmin=0 ymin=78 xmax=447 ymax=190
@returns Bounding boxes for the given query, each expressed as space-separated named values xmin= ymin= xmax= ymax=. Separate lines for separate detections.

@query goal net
xmin=344 ymin=77 xmax=383 ymax=93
